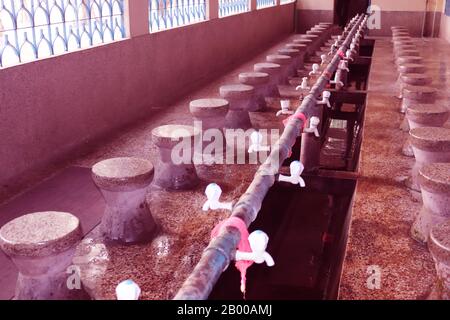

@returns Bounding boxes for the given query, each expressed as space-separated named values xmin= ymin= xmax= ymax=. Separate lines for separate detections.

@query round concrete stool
xmin=395 ymin=49 xmax=420 ymax=59
xmin=393 ymin=36 xmax=412 ymax=41
xmin=220 ymin=84 xmax=254 ymax=129
xmin=293 ymin=38 xmax=314 ymax=55
xmin=396 ymin=56 xmax=423 ymax=66
xmin=429 ymin=219 xmax=450 ymax=299
xmin=397 ymin=72 xmax=432 ymax=102
xmin=402 ymin=104 xmax=449 ymax=156
xmin=393 ymin=41 xmax=415 ymax=49
xmin=266 ymin=54 xmax=292 ymax=83
xmin=408 ymin=127 xmax=450 ymax=191
xmin=190 ymin=98 xmax=229 ymax=164
xmin=411 ymin=163 xmax=450 ymax=244
xmin=0 ymin=211 xmax=82 ymax=299
xmin=393 ymin=31 xmax=409 ymax=37
xmin=152 ymin=125 xmax=201 ymax=190
xmin=254 ymin=62 xmax=282 ymax=96
xmin=301 ymin=34 xmax=320 ymax=51
xmin=239 ymin=72 xmax=269 ymax=111
xmin=278 ymin=48 xmax=301 ymax=75
xmin=285 ymin=43 xmax=307 ymax=69
xmin=92 ymin=157 xmax=157 ymax=243
xmin=394 ymin=43 xmax=416 ymax=50
xmin=401 ymin=85 xmax=437 ymax=113
xmin=398 ymin=63 xmax=426 ymax=75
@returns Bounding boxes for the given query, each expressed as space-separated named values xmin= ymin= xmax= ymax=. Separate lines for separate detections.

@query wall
xmin=0 ymin=4 xmax=295 ymax=190
xmin=296 ymin=0 xmax=334 ymax=32
xmin=369 ymin=0 xmax=443 ymax=37
xmin=440 ymin=0 xmax=450 ymax=42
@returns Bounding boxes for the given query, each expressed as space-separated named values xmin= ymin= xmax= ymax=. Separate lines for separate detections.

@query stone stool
xmin=301 ymin=34 xmax=320 ymax=51
xmin=398 ymin=63 xmax=426 ymax=75
xmin=401 ymin=85 xmax=437 ymax=114
xmin=189 ymin=98 xmax=229 ymax=163
xmin=266 ymin=54 xmax=292 ymax=84
xmin=393 ymin=31 xmax=409 ymax=37
xmin=408 ymin=127 xmax=450 ymax=191
xmin=254 ymin=62 xmax=282 ymax=97
xmin=278 ymin=48 xmax=301 ymax=75
xmin=239 ymin=72 xmax=269 ymax=111
xmin=0 ymin=211 xmax=82 ymax=299
xmin=396 ymin=64 xmax=427 ymax=98
xmin=396 ymin=56 xmax=423 ymax=66
xmin=393 ymin=36 xmax=412 ymax=42
xmin=293 ymin=38 xmax=314 ymax=55
xmin=92 ymin=157 xmax=156 ymax=243
xmin=398 ymin=73 xmax=432 ymax=99
xmin=285 ymin=43 xmax=307 ymax=69
xmin=219 ymin=84 xmax=254 ymax=129
xmin=395 ymin=49 xmax=420 ymax=59
xmin=411 ymin=163 xmax=450 ymax=244
xmin=429 ymin=220 xmax=450 ymax=299
xmin=152 ymin=125 xmax=201 ymax=190
xmin=402 ymin=104 xmax=448 ymax=156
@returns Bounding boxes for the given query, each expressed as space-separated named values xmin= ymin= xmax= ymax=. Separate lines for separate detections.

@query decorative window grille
xmin=0 ymin=0 xmax=125 ymax=68
xmin=256 ymin=0 xmax=274 ymax=9
xmin=148 ymin=0 xmax=206 ymax=32
xmin=218 ymin=0 xmax=248 ymax=18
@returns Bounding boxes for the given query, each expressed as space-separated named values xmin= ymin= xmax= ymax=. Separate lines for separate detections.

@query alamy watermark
xmin=366 ymin=5 xmax=382 ymax=30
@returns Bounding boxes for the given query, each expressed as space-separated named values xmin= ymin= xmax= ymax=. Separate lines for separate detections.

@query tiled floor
xmin=339 ymin=37 xmax=450 ymax=300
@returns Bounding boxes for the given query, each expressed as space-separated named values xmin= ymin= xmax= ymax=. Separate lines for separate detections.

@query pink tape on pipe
xmin=211 ymin=217 xmax=252 ymax=297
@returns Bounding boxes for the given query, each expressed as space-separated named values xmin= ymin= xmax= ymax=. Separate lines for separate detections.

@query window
xmin=0 ymin=0 xmax=126 ymax=68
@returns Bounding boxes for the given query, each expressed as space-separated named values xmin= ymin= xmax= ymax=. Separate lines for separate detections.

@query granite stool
xmin=254 ymin=62 xmax=282 ymax=97
xmin=239 ymin=72 xmax=270 ymax=111
xmin=266 ymin=54 xmax=292 ymax=83
xmin=301 ymin=34 xmax=320 ymax=51
xmin=411 ymin=163 xmax=450 ymax=244
xmin=398 ymin=73 xmax=432 ymax=98
xmin=277 ymin=48 xmax=301 ymax=76
xmin=395 ymin=49 xmax=420 ymax=59
xmin=219 ymin=84 xmax=255 ymax=129
xmin=0 ymin=211 xmax=82 ymax=299
xmin=293 ymin=38 xmax=314 ymax=55
xmin=408 ymin=127 xmax=450 ymax=191
xmin=401 ymin=85 xmax=437 ymax=114
xmin=92 ymin=157 xmax=157 ymax=243
xmin=152 ymin=125 xmax=201 ymax=190
xmin=189 ymin=98 xmax=229 ymax=164
xmin=285 ymin=43 xmax=307 ymax=69
xmin=396 ymin=56 xmax=423 ymax=66
xmin=429 ymin=219 xmax=450 ymax=299
xmin=402 ymin=104 xmax=449 ymax=157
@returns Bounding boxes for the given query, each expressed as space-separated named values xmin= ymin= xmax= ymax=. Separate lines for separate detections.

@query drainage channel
xmin=208 ymin=39 xmax=374 ymax=301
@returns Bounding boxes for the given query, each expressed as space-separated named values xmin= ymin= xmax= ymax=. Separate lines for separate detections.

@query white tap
xmin=248 ymin=131 xmax=270 ymax=153
xmin=295 ymin=77 xmax=310 ymax=90
xmin=309 ymin=63 xmax=320 ymax=76
xmin=235 ymin=230 xmax=275 ymax=267
xmin=303 ymin=116 xmax=320 ymax=137
xmin=339 ymin=59 xmax=350 ymax=72
xmin=317 ymin=90 xmax=332 ymax=109
xmin=330 ymin=71 xmax=344 ymax=87
xmin=116 ymin=279 xmax=141 ymax=300
xmin=345 ymin=49 xmax=354 ymax=62
xmin=276 ymin=99 xmax=294 ymax=117
xmin=202 ymin=183 xmax=233 ymax=211
xmin=329 ymin=44 xmax=337 ymax=56
xmin=320 ymin=54 xmax=327 ymax=66
xmin=278 ymin=161 xmax=306 ymax=187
